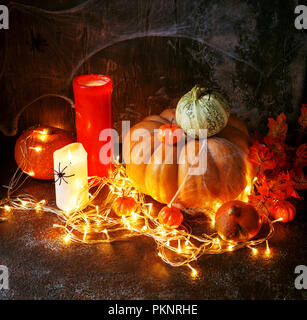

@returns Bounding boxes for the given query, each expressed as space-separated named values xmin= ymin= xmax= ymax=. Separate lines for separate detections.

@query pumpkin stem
xmin=191 ymin=86 xmax=202 ymax=101
xmin=229 ymin=206 xmax=240 ymax=217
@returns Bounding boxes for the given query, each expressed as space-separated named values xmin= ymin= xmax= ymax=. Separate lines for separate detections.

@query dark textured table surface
xmin=0 ymin=143 xmax=306 ymax=300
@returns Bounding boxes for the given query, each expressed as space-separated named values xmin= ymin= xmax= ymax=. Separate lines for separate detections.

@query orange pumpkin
xmin=158 ymin=206 xmax=183 ymax=229
xmin=215 ymin=200 xmax=262 ymax=241
xmin=271 ymin=200 xmax=296 ymax=223
xmin=15 ymin=126 xmax=75 ymax=180
xmin=123 ymin=109 xmax=251 ymax=208
xmin=112 ymin=196 xmax=138 ymax=217
xmin=157 ymin=121 xmax=183 ymax=145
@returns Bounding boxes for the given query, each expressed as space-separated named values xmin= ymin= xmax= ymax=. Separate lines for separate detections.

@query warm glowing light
xmin=103 ymin=229 xmax=109 ymax=239
xmin=272 ymin=217 xmax=283 ymax=223
xmin=177 ymin=240 xmax=182 ymax=253
xmin=187 ymin=264 xmax=198 ymax=277
xmin=265 ymin=241 xmax=271 ymax=256
xmin=3 ymin=162 xmax=276 ymax=274
xmin=26 ymin=171 xmax=35 ymax=177
xmin=85 ymin=80 xmax=106 ymax=86
xmin=64 ymin=234 xmax=71 ymax=243
xmin=30 ymin=146 xmax=42 ymax=152
xmin=215 ymin=203 xmax=221 ymax=209
xmin=34 ymin=128 xmax=49 ymax=135
xmin=211 ymin=218 xmax=215 ymax=227
xmin=83 ymin=227 xmax=88 ymax=242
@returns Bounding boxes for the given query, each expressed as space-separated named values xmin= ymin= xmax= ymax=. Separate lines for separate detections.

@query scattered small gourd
xmin=112 ymin=195 xmax=138 ymax=217
xmin=158 ymin=206 xmax=183 ymax=229
xmin=15 ymin=126 xmax=75 ymax=180
xmin=271 ymin=200 xmax=296 ymax=223
xmin=215 ymin=200 xmax=262 ymax=241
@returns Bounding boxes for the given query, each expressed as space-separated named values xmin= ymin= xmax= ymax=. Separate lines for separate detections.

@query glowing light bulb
xmin=177 ymin=240 xmax=182 ymax=253
xmin=211 ymin=218 xmax=215 ymax=227
xmin=265 ymin=241 xmax=271 ymax=256
xmin=251 ymin=247 xmax=258 ymax=255
xmin=272 ymin=217 xmax=283 ymax=223
xmin=28 ymin=171 xmax=35 ymax=177
xmin=34 ymin=146 xmax=42 ymax=152
xmin=64 ymin=234 xmax=70 ymax=243
xmin=4 ymin=205 xmax=11 ymax=212
xmin=187 ymin=264 xmax=198 ymax=278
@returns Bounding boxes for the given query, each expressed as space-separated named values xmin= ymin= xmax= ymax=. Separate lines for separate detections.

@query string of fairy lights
xmin=0 ymin=160 xmax=282 ymax=277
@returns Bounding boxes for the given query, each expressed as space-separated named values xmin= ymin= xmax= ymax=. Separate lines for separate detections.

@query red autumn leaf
xmin=248 ymin=141 xmax=277 ymax=172
xmin=295 ymin=143 xmax=307 ymax=168
xmin=254 ymin=171 xmax=300 ymax=201
xmin=290 ymin=167 xmax=307 ymax=190
xmin=263 ymin=136 xmax=288 ymax=168
xmin=298 ymin=104 xmax=307 ymax=131
xmin=269 ymin=171 xmax=300 ymax=200
xmin=267 ymin=113 xmax=288 ymax=141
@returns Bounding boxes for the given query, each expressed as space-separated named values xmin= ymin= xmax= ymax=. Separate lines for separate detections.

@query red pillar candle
xmin=73 ymin=75 xmax=113 ymax=178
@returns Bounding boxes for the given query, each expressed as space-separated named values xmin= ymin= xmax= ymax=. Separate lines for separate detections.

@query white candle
xmin=53 ymin=142 xmax=89 ymax=213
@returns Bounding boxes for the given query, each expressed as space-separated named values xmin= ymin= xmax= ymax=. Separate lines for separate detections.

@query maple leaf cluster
xmin=248 ymin=105 xmax=306 ymax=212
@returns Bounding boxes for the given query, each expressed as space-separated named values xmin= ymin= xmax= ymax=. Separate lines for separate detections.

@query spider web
xmin=0 ymin=0 xmax=306 ymax=135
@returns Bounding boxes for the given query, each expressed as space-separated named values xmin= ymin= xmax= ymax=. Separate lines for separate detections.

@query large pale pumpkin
xmin=176 ymin=86 xmax=230 ymax=138
xmin=123 ymin=109 xmax=250 ymax=208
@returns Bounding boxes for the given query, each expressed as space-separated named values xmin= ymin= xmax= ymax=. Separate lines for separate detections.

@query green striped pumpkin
xmin=176 ymin=86 xmax=230 ymax=138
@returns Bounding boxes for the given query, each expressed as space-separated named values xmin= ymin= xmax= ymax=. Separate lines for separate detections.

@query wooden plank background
xmin=0 ymin=0 xmax=306 ymax=140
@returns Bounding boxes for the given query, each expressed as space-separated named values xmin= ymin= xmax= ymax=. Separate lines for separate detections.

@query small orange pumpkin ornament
xmin=215 ymin=200 xmax=262 ymax=241
xmin=271 ymin=200 xmax=296 ymax=223
xmin=112 ymin=195 xmax=138 ymax=217
xmin=158 ymin=206 xmax=183 ymax=229
xmin=14 ymin=126 xmax=75 ymax=180
xmin=157 ymin=120 xmax=183 ymax=145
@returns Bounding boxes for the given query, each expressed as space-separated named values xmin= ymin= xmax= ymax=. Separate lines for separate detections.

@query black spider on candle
xmin=54 ymin=162 xmax=75 ymax=186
